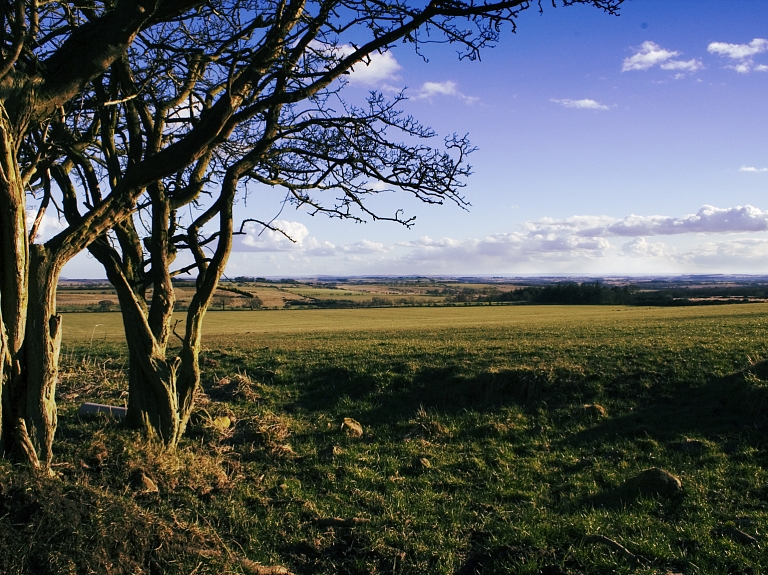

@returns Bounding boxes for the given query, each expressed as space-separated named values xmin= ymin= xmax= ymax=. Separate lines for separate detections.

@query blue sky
xmin=63 ymin=0 xmax=768 ymax=278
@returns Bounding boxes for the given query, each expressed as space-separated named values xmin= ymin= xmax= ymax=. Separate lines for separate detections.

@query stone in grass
xmin=411 ymin=456 xmax=432 ymax=471
xmin=582 ymin=404 xmax=607 ymax=418
xmin=320 ymin=445 xmax=343 ymax=459
xmin=130 ymin=469 xmax=159 ymax=494
xmin=341 ymin=417 xmax=363 ymax=437
xmin=672 ymin=438 xmax=709 ymax=455
xmin=621 ymin=467 xmax=682 ymax=497
xmin=212 ymin=415 xmax=233 ymax=431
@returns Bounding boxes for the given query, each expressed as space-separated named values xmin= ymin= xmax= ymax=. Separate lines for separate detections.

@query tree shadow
xmin=560 ymin=360 xmax=768 ymax=452
xmin=289 ymin=364 xmax=569 ymax=427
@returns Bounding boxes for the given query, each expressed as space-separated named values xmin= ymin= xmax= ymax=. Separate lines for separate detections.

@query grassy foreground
xmin=3 ymin=304 xmax=768 ymax=574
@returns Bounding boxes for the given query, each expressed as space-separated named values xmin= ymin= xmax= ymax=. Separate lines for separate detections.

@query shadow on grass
xmin=289 ymin=364 xmax=574 ymax=426
xmin=560 ymin=360 xmax=768 ymax=451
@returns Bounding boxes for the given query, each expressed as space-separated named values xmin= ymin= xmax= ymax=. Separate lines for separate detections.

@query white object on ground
xmin=78 ymin=402 xmax=127 ymax=419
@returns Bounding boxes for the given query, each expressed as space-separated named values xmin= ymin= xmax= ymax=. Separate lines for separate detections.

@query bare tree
xmin=1 ymin=0 xmax=623 ymax=468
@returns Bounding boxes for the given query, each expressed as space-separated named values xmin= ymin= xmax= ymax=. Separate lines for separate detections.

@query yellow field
xmin=60 ymin=302 xmax=768 ymax=343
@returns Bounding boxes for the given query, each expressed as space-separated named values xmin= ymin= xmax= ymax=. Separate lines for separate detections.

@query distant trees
xmin=486 ymin=283 xmax=635 ymax=305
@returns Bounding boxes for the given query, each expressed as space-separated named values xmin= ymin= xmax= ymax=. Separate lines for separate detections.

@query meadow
xmin=3 ymin=304 xmax=768 ymax=574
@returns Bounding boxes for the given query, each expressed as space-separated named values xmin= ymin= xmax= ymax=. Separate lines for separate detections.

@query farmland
xmin=4 ymin=303 xmax=768 ymax=573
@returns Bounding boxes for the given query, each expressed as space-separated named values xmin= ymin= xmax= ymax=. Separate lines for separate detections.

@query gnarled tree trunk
xmin=0 ymin=118 xmax=64 ymax=469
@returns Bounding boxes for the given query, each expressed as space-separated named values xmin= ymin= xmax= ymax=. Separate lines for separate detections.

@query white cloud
xmin=313 ymin=42 xmax=402 ymax=86
xmin=413 ymin=81 xmax=477 ymax=104
xmin=660 ymin=58 xmax=703 ymax=72
xmin=222 ymin=206 xmax=768 ymax=276
xmin=678 ymin=238 xmax=768 ymax=268
xmin=26 ymin=209 xmax=66 ymax=242
xmin=398 ymin=232 xmax=610 ymax=267
xmin=236 ymin=220 xmax=309 ymax=252
xmin=622 ymin=41 xmax=702 ymax=75
xmin=346 ymin=51 xmax=401 ymax=86
xmin=708 ymin=38 xmax=768 ymax=74
xmin=622 ymin=237 xmax=667 ymax=258
xmin=234 ymin=222 xmax=393 ymax=259
xmin=623 ymin=41 xmax=679 ymax=71
xmin=550 ymin=98 xmax=609 ymax=111
xmin=527 ymin=205 xmax=768 ymax=237
xmin=740 ymin=166 xmax=768 ymax=173
xmin=708 ymin=38 xmax=768 ymax=60
xmin=304 ymin=237 xmax=337 ymax=257
xmin=339 ymin=239 xmax=390 ymax=254
xmin=734 ymin=62 xmax=752 ymax=74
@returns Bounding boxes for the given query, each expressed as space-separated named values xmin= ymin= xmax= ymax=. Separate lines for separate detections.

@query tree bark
xmin=0 ymin=112 xmax=64 ymax=469
xmin=24 ymin=245 xmax=62 ymax=469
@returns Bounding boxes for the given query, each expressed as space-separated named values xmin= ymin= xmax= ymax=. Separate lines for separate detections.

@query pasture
xmin=5 ymin=304 xmax=768 ymax=573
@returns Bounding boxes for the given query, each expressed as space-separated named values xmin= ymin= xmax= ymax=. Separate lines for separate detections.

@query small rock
xmin=131 ymin=469 xmax=159 ymax=493
xmin=672 ymin=438 xmax=709 ymax=455
xmin=90 ymin=445 xmax=108 ymax=465
xmin=582 ymin=404 xmax=607 ymax=418
xmin=621 ymin=467 xmax=682 ymax=497
xmin=341 ymin=417 xmax=363 ymax=437
xmin=412 ymin=456 xmax=432 ymax=470
xmin=212 ymin=416 xmax=232 ymax=431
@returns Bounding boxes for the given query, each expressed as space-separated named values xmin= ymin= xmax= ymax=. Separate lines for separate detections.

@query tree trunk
xmin=125 ymin=336 xmax=200 ymax=448
xmin=0 ymin=112 xmax=64 ymax=470
xmin=125 ymin=345 xmax=182 ymax=445
xmin=23 ymin=245 xmax=62 ymax=469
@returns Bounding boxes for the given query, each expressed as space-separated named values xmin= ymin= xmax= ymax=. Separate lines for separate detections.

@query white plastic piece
xmin=78 ymin=402 xmax=127 ymax=419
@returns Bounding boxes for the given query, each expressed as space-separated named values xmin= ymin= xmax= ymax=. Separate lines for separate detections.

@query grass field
xmin=5 ymin=304 xmax=768 ymax=574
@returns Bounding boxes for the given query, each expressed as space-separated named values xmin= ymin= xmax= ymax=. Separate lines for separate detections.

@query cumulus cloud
xmin=413 ymin=80 xmax=477 ymax=103
xmin=339 ymin=239 xmax=390 ymax=254
xmin=235 ymin=220 xmax=309 ymax=252
xmin=708 ymin=38 xmax=768 ymax=74
xmin=234 ymin=221 xmax=393 ymax=259
xmin=708 ymin=38 xmax=768 ymax=60
xmin=26 ymin=209 xmax=66 ymax=242
xmin=526 ymin=205 xmax=768 ymax=237
xmin=550 ymin=98 xmax=609 ymax=111
xmin=660 ymin=59 xmax=703 ymax=72
xmin=622 ymin=41 xmax=702 ymax=75
xmin=342 ymin=49 xmax=401 ymax=86
xmin=225 ymin=206 xmax=768 ymax=275
xmin=313 ymin=42 xmax=402 ymax=86
xmin=678 ymin=238 xmax=768 ymax=268
xmin=398 ymin=232 xmax=610 ymax=267
xmin=740 ymin=166 xmax=768 ymax=173
xmin=621 ymin=237 xmax=667 ymax=258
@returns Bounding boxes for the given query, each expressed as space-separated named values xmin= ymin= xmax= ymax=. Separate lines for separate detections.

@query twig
xmin=583 ymin=534 xmax=642 ymax=566
xmin=314 ymin=517 xmax=371 ymax=528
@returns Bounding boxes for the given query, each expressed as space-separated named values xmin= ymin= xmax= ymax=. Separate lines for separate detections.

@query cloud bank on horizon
xmin=224 ymin=205 xmax=768 ymax=275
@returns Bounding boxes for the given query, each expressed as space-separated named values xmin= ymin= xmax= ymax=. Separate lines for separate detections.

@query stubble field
xmin=3 ymin=304 xmax=768 ymax=574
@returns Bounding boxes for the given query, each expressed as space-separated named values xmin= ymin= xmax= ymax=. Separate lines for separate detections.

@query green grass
xmin=7 ymin=304 xmax=768 ymax=574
